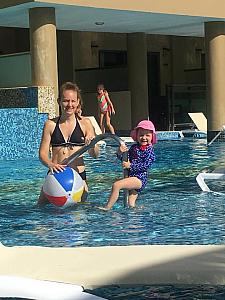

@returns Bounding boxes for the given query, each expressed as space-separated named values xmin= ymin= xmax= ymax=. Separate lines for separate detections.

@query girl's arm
xmin=104 ymin=91 xmax=115 ymax=114
xmin=122 ymin=160 xmax=131 ymax=169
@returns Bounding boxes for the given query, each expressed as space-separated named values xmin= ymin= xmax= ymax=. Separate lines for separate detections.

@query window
xmin=99 ymin=50 xmax=127 ymax=68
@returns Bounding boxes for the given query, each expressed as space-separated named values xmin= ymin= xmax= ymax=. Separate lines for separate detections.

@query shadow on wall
xmin=87 ymin=245 xmax=225 ymax=296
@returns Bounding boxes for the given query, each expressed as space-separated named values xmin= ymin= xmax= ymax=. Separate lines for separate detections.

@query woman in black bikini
xmin=37 ymin=82 xmax=100 ymax=206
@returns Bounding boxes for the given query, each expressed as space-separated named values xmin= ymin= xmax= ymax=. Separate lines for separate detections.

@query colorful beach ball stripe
xmin=43 ymin=167 xmax=84 ymax=207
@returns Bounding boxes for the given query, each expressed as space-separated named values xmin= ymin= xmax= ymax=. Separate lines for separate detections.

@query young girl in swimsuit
xmin=37 ymin=82 xmax=100 ymax=206
xmin=98 ymin=120 xmax=156 ymax=210
xmin=97 ymin=84 xmax=115 ymax=134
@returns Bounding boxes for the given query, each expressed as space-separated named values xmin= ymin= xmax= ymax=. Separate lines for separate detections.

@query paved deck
xmin=1 ymin=244 xmax=225 ymax=288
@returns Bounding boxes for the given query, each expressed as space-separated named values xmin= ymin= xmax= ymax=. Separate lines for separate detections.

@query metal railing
xmin=63 ymin=133 xmax=129 ymax=207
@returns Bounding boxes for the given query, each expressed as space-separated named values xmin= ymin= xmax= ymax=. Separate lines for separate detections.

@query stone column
xmin=29 ymin=7 xmax=58 ymax=115
xmin=72 ymin=32 xmax=93 ymax=71
xmin=205 ymin=22 xmax=225 ymax=141
xmin=127 ymin=33 xmax=148 ymax=127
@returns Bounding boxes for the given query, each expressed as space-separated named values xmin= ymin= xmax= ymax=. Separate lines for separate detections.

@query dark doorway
xmin=147 ymin=52 xmax=168 ymax=130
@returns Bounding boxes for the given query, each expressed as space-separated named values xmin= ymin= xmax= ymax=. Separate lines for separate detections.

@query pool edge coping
xmin=0 ymin=244 xmax=225 ymax=288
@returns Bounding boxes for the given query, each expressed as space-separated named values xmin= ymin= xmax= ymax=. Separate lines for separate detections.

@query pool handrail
xmin=62 ymin=133 xmax=129 ymax=207
xmin=196 ymin=167 xmax=225 ymax=192
xmin=207 ymin=125 xmax=225 ymax=146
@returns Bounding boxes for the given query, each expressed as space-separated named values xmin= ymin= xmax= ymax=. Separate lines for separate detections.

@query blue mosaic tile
xmin=0 ymin=87 xmax=38 ymax=108
xmin=0 ymin=108 xmax=48 ymax=160
xmin=24 ymin=87 xmax=38 ymax=107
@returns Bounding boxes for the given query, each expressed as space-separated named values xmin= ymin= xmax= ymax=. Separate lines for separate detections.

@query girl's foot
xmin=97 ymin=206 xmax=111 ymax=211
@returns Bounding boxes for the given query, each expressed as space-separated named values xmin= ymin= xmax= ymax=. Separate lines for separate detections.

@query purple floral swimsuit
xmin=127 ymin=143 xmax=155 ymax=192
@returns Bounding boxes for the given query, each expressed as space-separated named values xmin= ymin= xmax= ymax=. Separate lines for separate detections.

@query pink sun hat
xmin=130 ymin=120 xmax=157 ymax=144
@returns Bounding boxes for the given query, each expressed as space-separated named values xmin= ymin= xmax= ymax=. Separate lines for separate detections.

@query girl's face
xmin=137 ymin=128 xmax=153 ymax=145
xmin=59 ymin=89 xmax=79 ymax=116
xmin=97 ymin=86 xmax=104 ymax=94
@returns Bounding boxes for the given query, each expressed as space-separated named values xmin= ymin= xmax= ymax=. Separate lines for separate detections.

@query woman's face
xmin=59 ymin=89 xmax=79 ymax=116
xmin=137 ymin=128 xmax=153 ymax=145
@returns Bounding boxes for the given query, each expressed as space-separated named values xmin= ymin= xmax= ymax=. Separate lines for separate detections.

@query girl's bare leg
xmin=105 ymin=111 xmax=115 ymax=134
xmin=99 ymin=113 xmax=105 ymax=133
xmin=99 ymin=177 xmax=141 ymax=210
xmin=128 ymin=190 xmax=138 ymax=207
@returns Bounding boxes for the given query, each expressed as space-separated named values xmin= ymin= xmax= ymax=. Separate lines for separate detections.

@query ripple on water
xmin=1 ymin=140 xmax=225 ymax=246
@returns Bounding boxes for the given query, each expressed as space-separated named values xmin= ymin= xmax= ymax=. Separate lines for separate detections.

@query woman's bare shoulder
xmin=79 ymin=117 xmax=95 ymax=135
xmin=44 ymin=117 xmax=58 ymax=129
xmin=79 ymin=116 xmax=92 ymax=127
xmin=49 ymin=116 xmax=59 ymax=122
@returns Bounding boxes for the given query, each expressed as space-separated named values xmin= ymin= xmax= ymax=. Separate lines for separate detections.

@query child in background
xmin=97 ymin=84 xmax=115 ymax=134
xmin=98 ymin=120 xmax=156 ymax=210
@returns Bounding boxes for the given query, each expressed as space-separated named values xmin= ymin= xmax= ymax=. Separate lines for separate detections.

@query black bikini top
xmin=51 ymin=117 xmax=85 ymax=148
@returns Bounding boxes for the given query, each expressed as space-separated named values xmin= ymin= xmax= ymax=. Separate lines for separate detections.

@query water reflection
xmin=1 ymin=140 xmax=225 ymax=246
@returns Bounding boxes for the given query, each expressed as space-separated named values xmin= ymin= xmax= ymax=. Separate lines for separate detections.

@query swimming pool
xmin=89 ymin=283 xmax=225 ymax=299
xmin=1 ymin=138 xmax=225 ymax=247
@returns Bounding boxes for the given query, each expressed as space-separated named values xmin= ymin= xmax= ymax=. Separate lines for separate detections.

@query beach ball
xmin=42 ymin=167 xmax=84 ymax=208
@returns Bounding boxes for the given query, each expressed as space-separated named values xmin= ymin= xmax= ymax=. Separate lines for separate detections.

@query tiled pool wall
xmin=0 ymin=86 xmax=55 ymax=160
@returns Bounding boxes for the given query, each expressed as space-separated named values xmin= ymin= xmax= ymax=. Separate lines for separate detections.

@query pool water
xmin=1 ymin=138 xmax=225 ymax=247
xmin=88 ymin=284 xmax=225 ymax=299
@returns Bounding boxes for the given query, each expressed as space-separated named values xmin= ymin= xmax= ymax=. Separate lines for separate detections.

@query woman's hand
xmin=85 ymin=134 xmax=95 ymax=145
xmin=48 ymin=162 xmax=67 ymax=174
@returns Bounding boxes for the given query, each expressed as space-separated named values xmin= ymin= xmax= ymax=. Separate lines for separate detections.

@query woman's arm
xmin=39 ymin=120 xmax=54 ymax=168
xmin=81 ymin=118 xmax=100 ymax=158
xmin=39 ymin=119 xmax=66 ymax=173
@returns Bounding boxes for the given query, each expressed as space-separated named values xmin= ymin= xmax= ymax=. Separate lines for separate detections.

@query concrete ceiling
xmin=0 ymin=2 xmax=222 ymax=36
